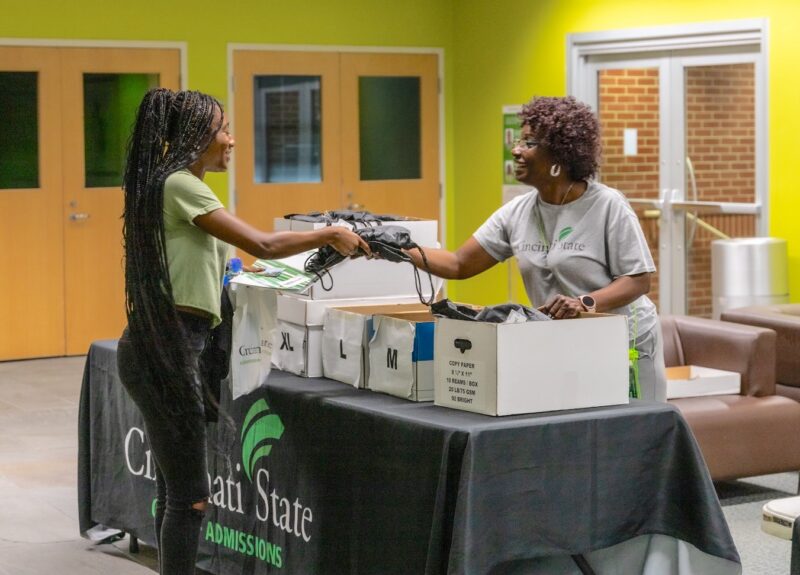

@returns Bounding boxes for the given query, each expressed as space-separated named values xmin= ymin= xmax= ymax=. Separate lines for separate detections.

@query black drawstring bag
xmin=304 ymin=225 xmax=436 ymax=305
xmin=430 ymin=299 xmax=480 ymax=321
xmin=326 ymin=210 xmax=409 ymax=223
xmin=198 ymin=288 xmax=233 ymax=423
xmin=431 ymin=299 xmax=552 ymax=323
xmin=282 ymin=212 xmax=331 ymax=224
xmin=284 ymin=210 xmax=411 ymax=228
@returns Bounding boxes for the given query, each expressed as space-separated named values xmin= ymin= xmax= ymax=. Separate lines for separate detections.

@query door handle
xmin=69 ymin=213 xmax=91 ymax=221
xmin=345 ymin=191 xmax=365 ymax=211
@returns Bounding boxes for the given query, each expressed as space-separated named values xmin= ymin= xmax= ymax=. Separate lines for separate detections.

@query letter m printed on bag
xmin=387 ymin=348 xmax=398 ymax=370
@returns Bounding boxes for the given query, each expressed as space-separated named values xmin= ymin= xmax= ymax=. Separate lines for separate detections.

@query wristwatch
xmin=578 ymin=294 xmax=597 ymax=313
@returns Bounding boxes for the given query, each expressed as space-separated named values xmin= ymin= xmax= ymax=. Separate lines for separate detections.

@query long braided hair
xmin=122 ymin=88 xmax=223 ymax=430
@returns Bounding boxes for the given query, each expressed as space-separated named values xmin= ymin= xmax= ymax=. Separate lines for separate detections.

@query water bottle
xmin=223 ymin=257 xmax=243 ymax=286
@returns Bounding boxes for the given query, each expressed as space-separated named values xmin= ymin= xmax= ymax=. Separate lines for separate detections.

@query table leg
xmin=571 ymin=554 xmax=597 ymax=575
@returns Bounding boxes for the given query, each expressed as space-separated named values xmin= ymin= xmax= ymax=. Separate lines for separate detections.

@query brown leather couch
xmin=721 ymin=304 xmax=800 ymax=402
xmin=662 ymin=315 xmax=800 ymax=481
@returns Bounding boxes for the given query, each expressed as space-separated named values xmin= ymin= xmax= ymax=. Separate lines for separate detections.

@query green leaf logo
xmin=558 ymin=226 xmax=573 ymax=241
xmin=241 ymin=399 xmax=285 ymax=482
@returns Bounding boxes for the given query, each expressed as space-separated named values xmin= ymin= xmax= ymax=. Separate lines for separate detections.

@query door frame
xmin=0 ymin=38 xmax=187 ymax=89
xmin=566 ymin=19 xmax=768 ymax=314
xmin=227 ymin=43 xmax=447 ymax=247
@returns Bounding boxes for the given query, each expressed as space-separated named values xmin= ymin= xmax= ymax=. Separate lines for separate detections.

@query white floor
xmin=0 ymin=355 xmax=794 ymax=574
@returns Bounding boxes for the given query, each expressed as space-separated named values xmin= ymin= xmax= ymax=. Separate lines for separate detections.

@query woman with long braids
xmin=116 ymin=88 xmax=368 ymax=575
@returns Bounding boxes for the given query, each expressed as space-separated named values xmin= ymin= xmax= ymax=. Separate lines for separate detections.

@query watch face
xmin=581 ymin=295 xmax=596 ymax=309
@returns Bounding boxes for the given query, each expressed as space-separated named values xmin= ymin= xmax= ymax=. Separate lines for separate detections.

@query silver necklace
xmin=559 ymin=181 xmax=576 ymax=206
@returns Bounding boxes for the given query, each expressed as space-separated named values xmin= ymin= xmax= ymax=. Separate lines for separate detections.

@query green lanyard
xmin=534 ymin=195 xmax=641 ymax=399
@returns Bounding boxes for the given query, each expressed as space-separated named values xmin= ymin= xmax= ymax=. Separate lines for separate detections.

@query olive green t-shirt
xmin=163 ymin=169 xmax=230 ymax=327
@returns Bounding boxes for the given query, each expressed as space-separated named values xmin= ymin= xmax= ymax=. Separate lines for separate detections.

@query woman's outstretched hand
xmin=327 ymin=227 xmax=371 ymax=258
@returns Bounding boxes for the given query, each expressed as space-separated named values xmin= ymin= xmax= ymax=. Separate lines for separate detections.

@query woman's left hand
xmin=539 ymin=294 xmax=583 ymax=319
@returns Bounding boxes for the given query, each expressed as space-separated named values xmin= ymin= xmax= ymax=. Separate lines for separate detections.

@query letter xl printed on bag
xmin=271 ymin=320 xmax=309 ymax=376
xmin=230 ymin=285 xmax=276 ymax=399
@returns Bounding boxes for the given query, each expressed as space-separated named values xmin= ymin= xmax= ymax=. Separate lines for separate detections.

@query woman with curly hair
xmin=409 ymin=95 xmax=665 ymax=401
xmin=116 ymin=88 xmax=368 ymax=575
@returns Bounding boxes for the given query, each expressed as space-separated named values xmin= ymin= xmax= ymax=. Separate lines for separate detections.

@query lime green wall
xmin=0 ymin=0 xmax=455 ymax=229
xmin=450 ymin=0 xmax=800 ymax=305
xmin=5 ymin=1 xmax=799 ymax=304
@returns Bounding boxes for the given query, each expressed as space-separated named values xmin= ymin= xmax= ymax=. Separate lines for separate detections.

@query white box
xmin=271 ymin=320 xmax=323 ymax=378
xmin=368 ymin=312 xmax=436 ymax=402
xmin=762 ymin=496 xmax=800 ymax=540
xmin=665 ymin=365 xmax=741 ymax=399
xmin=277 ymin=250 xmax=441 ymax=301
xmin=321 ymin=304 xmax=430 ymax=388
xmin=434 ymin=314 xmax=630 ymax=416
xmin=273 ymin=217 xmax=293 ymax=231
xmin=269 ymin=218 xmax=440 ymax=300
xmin=273 ymin=217 xmax=438 ymax=248
xmin=277 ymin=293 xmax=423 ymax=327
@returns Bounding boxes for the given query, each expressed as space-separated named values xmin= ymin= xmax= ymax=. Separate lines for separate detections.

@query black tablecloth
xmin=78 ymin=340 xmax=740 ymax=574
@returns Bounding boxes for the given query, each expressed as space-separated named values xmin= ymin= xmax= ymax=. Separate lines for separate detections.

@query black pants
xmin=117 ymin=313 xmax=211 ymax=575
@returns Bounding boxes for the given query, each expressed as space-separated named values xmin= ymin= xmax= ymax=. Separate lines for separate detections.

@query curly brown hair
xmin=519 ymin=96 xmax=600 ymax=181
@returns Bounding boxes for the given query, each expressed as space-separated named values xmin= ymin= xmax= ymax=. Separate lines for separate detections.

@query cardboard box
xmin=321 ymin=304 xmax=430 ymax=388
xmin=271 ymin=320 xmax=323 ymax=378
xmin=368 ymin=312 xmax=436 ymax=402
xmin=434 ymin=313 xmax=630 ymax=416
xmin=665 ymin=365 xmax=741 ymax=399
xmin=277 ymin=293 xmax=423 ymax=327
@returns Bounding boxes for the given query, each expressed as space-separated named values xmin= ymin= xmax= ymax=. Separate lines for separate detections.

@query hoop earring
xmin=550 ymin=164 xmax=561 ymax=177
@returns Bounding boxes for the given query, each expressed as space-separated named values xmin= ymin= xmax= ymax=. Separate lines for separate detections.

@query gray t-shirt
xmin=474 ymin=180 xmax=657 ymax=348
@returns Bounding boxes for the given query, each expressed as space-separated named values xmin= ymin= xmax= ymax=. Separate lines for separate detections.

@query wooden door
xmin=233 ymin=50 xmax=342 ymax=233
xmin=232 ymin=50 xmax=440 ymax=230
xmin=0 ymin=47 xmax=65 ymax=360
xmin=61 ymin=48 xmax=180 ymax=355
xmin=340 ymin=53 xmax=439 ymax=219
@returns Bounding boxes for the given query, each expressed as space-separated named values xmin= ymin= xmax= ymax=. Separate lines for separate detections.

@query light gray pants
xmin=633 ymin=317 xmax=667 ymax=402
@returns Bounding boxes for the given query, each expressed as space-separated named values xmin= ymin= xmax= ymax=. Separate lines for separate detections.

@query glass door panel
xmin=596 ymin=65 xmax=663 ymax=311
xmin=683 ymin=62 xmax=757 ymax=317
xmin=233 ymin=50 xmax=341 ymax=234
xmin=0 ymin=71 xmax=39 ymax=189
xmin=358 ymin=76 xmax=421 ymax=181
xmin=253 ymin=75 xmax=322 ymax=184
xmin=83 ymin=73 xmax=159 ymax=188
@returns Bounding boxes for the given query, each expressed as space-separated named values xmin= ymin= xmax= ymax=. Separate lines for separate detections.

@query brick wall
xmin=266 ymin=91 xmax=301 ymax=174
xmin=597 ymin=65 xmax=756 ymax=317
xmin=598 ymin=68 xmax=662 ymax=310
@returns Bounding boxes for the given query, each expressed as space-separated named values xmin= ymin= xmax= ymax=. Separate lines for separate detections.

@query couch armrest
xmin=663 ymin=315 xmax=776 ymax=397
xmin=722 ymin=305 xmax=800 ymax=386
